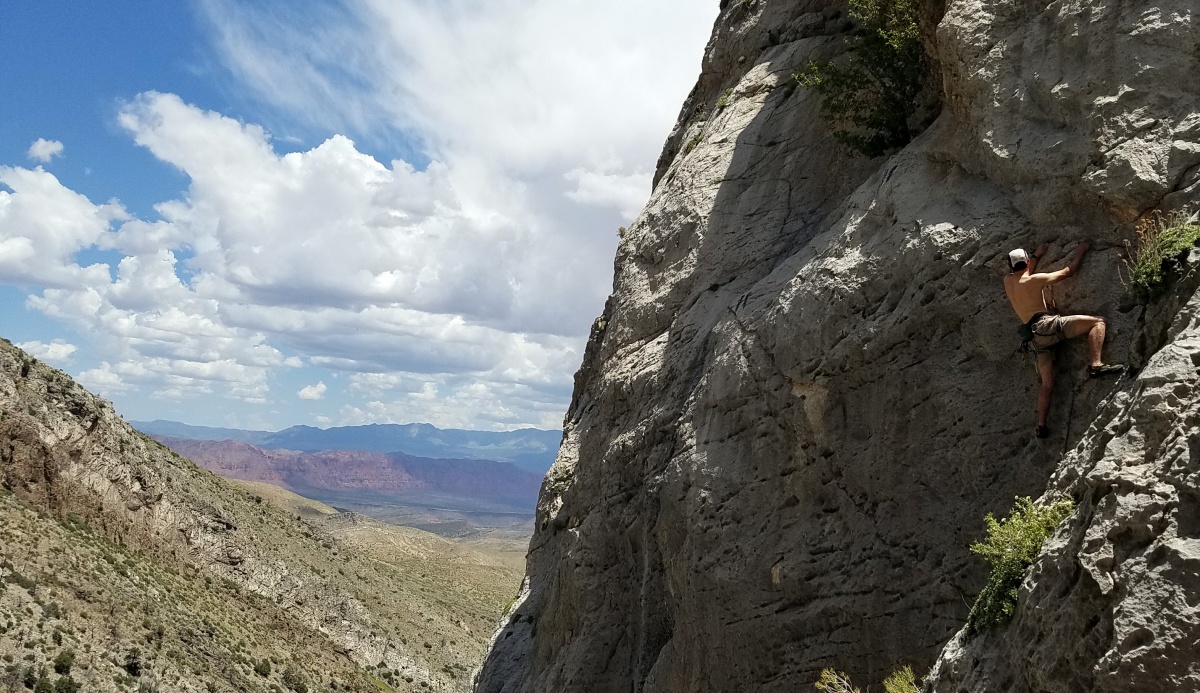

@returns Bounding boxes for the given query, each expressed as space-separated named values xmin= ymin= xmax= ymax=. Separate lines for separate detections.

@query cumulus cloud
xmin=0 ymin=0 xmax=716 ymax=430
xmin=0 ymin=166 xmax=126 ymax=288
xmin=27 ymin=139 xmax=64 ymax=163
xmin=0 ymin=95 xmax=585 ymax=426
xmin=16 ymin=339 xmax=78 ymax=364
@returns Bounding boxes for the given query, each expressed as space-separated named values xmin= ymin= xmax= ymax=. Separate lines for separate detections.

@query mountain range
xmin=133 ymin=420 xmax=562 ymax=474
xmin=154 ymin=437 xmax=542 ymax=523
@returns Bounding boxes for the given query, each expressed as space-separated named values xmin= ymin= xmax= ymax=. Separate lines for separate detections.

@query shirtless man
xmin=1003 ymin=241 xmax=1123 ymax=438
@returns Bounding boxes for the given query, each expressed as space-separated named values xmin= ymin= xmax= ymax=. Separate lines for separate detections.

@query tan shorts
xmin=1031 ymin=313 xmax=1087 ymax=354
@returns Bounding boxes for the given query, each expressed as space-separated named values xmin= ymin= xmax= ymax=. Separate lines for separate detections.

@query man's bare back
xmin=1002 ymin=240 xmax=1121 ymax=438
xmin=1003 ymin=241 xmax=1088 ymax=322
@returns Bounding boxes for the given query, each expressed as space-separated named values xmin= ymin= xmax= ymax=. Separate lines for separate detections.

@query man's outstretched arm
xmin=1035 ymin=241 xmax=1090 ymax=284
xmin=1026 ymin=243 xmax=1048 ymax=273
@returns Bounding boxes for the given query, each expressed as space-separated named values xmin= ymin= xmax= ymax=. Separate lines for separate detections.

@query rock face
xmin=925 ymin=252 xmax=1200 ymax=692
xmin=473 ymin=0 xmax=1199 ymax=691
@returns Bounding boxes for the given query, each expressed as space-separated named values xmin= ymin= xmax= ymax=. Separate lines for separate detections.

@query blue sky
xmin=0 ymin=0 xmax=717 ymax=431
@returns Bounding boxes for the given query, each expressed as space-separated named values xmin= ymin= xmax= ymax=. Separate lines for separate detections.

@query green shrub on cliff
xmin=882 ymin=666 xmax=920 ymax=693
xmin=966 ymin=496 xmax=1074 ymax=635
xmin=815 ymin=669 xmax=859 ymax=693
xmin=795 ymin=0 xmax=928 ymax=157
xmin=1123 ymin=211 xmax=1200 ymax=303
xmin=814 ymin=666 xmax=920 ymax=692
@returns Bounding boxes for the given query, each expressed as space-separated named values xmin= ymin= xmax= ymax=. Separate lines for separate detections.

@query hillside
xmin=0 ymin=339 xmax=524 ymax=692
xmin=472 ymin=0 xmax=1200 ymax=691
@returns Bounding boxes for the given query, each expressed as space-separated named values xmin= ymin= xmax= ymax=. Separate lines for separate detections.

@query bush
xmin=52 ymin=649 xmax=74 ymax=675
xmin=716 ymin=88 xmax=733 ymax=110
xmin=254 ymin=659 xmax=271 ymax=677
xmin=281 ymin=665 xmax=307 ymax=693
xmin=796 ymin=0 xmax=929 ymax=156
xmin=815 ymin=669 xmax=859 ymax=693
xmin=814 ymin=667 xmax=919 ymax=693
xmin=123 ymin=649 xmax=142 ymax=678
xmin=1123 ymin=211 xmax=1200 ymax=303
xmin=882 ymin=666 xmax=920 ymax=693
xmin=966 ymin=496 xmax=1074 ymax=635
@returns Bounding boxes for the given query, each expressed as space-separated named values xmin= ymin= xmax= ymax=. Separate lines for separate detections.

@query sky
xmin=0 ymin=0 xmax=718 ymax=431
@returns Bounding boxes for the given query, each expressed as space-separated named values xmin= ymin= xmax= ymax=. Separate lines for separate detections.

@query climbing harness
xmin=1016 ymin=285 xmax=1060 ymax=355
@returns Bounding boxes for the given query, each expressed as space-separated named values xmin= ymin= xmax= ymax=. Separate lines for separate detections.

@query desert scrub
xmin=882 ymin=666 xmax=920 ymax=693
xmin=966 ymin=496 xmax=1074 ymax=635
xmin=1123 ymin=211 xmax=1200 ymax=303
xmin=795 ymin=0 xmax=928 ymax=156
xmin=815 ymin=669 xmax=859 ymax=693
xmin=814 ymin=666 xmax=920 ymax=693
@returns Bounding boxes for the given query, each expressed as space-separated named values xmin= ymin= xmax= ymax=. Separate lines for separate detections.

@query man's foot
xmin=1035 ymin=424 xmax=1050 ymax=439
xmin=1088 ymin=363 xmax=1124 ymax=378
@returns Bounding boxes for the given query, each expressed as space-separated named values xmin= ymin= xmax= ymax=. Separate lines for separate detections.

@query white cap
xmin=1008 ymin=248 xmax=1029 ymax=270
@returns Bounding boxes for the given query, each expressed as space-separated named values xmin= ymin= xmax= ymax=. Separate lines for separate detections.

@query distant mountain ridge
xmin=154 ymin=436 xmax=542 ymax=512
xmin=133 ymin=419 xmax=562 ymax=473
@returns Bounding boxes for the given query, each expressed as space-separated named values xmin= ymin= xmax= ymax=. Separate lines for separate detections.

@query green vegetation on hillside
xmin=0 ymin=338 xmax=528 ymax=692
xmin=0 ymin=483 xmax=522 ymax=692
xmin=1123 ymin=211 xmax=1200 ymax=303
xmin=795 ymin=0 xmax=929 ymax=157
xmin=966 ymin=497 xmax=1074 ymax=635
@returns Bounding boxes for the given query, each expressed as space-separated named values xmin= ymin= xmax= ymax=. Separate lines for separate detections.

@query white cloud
xmin=27 ymin=139 xmax=64 ymax=163
xmin=1 ymin=96 xmax=584 ymax=424
xmin=16 ymin=339 xmax=78 ymax=364
xmin=77 ymin=363 xmax=129 ymax=395
xmin=565 ymin=168 xmax=652 ymax=220
xmin=0 ymin=166 xmax=126 ymax=288
xmin=0 ymin=0 xmax=717 ymax=430
xmin=197 ymin=0 xmax=711 ymax=170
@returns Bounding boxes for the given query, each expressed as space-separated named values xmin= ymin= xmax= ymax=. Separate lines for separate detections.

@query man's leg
xmin=1036 ymin=351 xmax=1054 ymax=435
xmin=1061 ymin=315 xmax=1105 ymax=367
xmin=1062 ymin=315 xmax=1123 ymax=375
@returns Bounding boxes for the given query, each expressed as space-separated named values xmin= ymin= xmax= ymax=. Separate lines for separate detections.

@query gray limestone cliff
xmin=473 ymin=0 xmax=1200 ymax=691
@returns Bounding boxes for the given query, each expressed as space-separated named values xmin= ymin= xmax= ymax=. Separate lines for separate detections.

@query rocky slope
xmin=473 ymin=0 xmax=1199 ymax=691
xmin=0 ymin=339 xmax=523 ymax=692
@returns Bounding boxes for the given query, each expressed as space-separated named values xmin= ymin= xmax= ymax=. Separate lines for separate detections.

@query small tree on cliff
xmin=796 ymin=0 xmax=930 ymax=157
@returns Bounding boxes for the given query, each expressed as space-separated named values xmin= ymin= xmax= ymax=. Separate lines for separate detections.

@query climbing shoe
xmin=1087 ymin=363 xmax=1124 ymax=378
xmin=1035 ymin=424 xmax=1050 ymax=439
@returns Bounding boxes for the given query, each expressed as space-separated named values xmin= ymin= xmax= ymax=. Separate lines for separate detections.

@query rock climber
xmin=1003 ymin=241 xmax=1123 ymax=438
